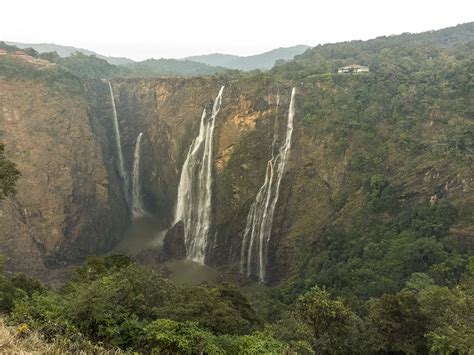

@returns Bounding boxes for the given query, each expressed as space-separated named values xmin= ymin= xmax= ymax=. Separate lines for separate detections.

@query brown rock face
xmin=2 ymin=68 xmax=471 ymax=286
xmin=0 ymin=78 xmax=125 ymax=279
xmin=162 ymin=221 xmax=186 ymax=261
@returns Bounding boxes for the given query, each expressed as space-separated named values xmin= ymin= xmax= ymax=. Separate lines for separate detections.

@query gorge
xmin=0 ymin=23 xmax=472 ymax=291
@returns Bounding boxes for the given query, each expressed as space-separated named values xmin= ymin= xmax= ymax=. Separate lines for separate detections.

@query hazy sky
xmin=1 ymin=0 xmax=472 ymax=60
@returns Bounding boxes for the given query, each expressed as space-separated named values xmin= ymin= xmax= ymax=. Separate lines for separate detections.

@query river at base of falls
xmin=112 ymin=217 xmax=219 ymax=285
xmin=164 ymin=259 xmax=219 ymax=285
xmin=113 ymin=216 xmax=165 ymax=256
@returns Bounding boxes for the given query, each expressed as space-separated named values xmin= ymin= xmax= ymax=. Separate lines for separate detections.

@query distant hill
xmin=185 ymin=45 xmax=310 ymax=70
xmin=5 ymin=41 xmax=310 ymax=72
xmin=5 ymin=41 xmax=135 ymax=66
xmin=271 ymin=22 xmax=474 ymax=78
xmin=123 ymin=58 xmax=226 ymax=77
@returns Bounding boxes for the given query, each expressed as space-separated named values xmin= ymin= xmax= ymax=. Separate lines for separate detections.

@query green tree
xmin=296 ymin=286 xmax=355 ymax=354
xmin=0 ymin=143 xmax=20 ymax=200
xmin=418 ymin=260 xmax=474 ymax=353
xmin=141 ymin=319 xmax=221 ymax=353
xmin=367 ymin=292 xmax=428 ymax=354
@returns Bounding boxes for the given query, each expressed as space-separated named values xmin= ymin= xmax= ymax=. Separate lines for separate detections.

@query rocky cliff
xmin=0 ymin=29 xmax=472 ymax=285
xmin=0 ymin=75 xmax=126 ymax=279
xmin=94 ymin=73 xmax=473 ymax=284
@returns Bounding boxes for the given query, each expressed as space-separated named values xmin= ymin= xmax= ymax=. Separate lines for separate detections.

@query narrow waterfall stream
xmin=108 ymin=81 xmax=128 ymax=201
xmin=174 ymin=86 xmax=225 ymax=264
xmin=131 ymin=132 xmax=146 ymax=218
xmin=240 ymin=87 xmax=296 ymax=282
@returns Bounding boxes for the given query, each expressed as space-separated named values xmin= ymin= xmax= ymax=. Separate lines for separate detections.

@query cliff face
xmin=0 ymin=75 xmax=127 ymax=279
xmin=108 ymin=75 xmax=473 ymax=283
xmin=1 ymin=58 xmax=472 ymax=283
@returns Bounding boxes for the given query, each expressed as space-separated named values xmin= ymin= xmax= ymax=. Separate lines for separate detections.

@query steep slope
xmin=0 ymin=57 xmax=128 ymax=278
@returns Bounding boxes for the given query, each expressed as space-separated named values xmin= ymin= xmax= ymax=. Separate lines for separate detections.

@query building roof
xmin=340 ymin=64 xmax=368 ymax=69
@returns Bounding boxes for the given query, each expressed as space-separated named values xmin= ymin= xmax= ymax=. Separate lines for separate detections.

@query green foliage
xmin=7 ymin=256 xmax=262 ymax=351
xmin=216 ymin=331 xmax=287 ymax=354
xmin=0 ymin=143 xmax=20 ymax=200
xmin=12 ymin=291 xmax=78 ymax=341
xmin=158 ymin=283 xmax=260 ymax=335
xmin=296 ymin=286 xmax=356 ymax=353
xmin=404 ymin=272 xmax=435 ymax=292
xmin=69 ymin=254 xmax=133 ymax=284
xmin=367 ymin=292 xmax=428 ymax=353
xmin=418 ymin=262 xmax=474 ymax=353
xmin=0 ymin=56 xmax=84 ymax=93
xmin=123 ymin=58 xmax=226 ymax=77
xmin=141 ymin=319 xmax=220 ymax=353
xmin=0 ymin=257 xmax=42 ymax=314
xmin=291 ymin=196 xmax=461 ymax=301
xmin=367 ymin=174 xmax=399 ymax=212
xmin=1 ymin=252 xmax=473 ymax=353
xmin=53 ymin=52 xmax=128 ymax=78
xmin=398 ymin=200 xmax=458 ymax=238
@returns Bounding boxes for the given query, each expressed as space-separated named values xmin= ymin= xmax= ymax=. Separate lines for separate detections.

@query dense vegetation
xmin=122 ymin=58 xmax=226 ymax=77
xmin=6 ymin=40 xmax=134 ymax=65
xmin=0 ymin=254 xmax=472 ymax=353
xmin=0 ymin=41 xmax=226 ymax=78
xmin=272 ymin=22 xmax=473 ymax=301
xmin=0 ymin=255 xmax=286 ymax=353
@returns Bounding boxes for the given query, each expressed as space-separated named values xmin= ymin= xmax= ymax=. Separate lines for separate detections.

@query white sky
xmin=1 ymin=0 xmax=472 ymax=60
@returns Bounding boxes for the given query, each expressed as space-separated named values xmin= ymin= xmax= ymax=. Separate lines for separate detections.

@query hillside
xmin=6 ymin=41 xmax=134 ymax=66
xmin=0 ymin=44 xmax=227 ymax=78
xmin=122 ymin=58 xmax=227 ymax=77
xmin=5 ymin=41 xmax=310 ymax=73
xmin=186 ymin=45 xmax=310 ymax=70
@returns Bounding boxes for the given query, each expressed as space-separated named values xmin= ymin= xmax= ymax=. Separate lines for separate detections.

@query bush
xmin=141 ymin=319 xmax=220 ymax=353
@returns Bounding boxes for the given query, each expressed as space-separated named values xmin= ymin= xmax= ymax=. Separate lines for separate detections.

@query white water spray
xmin=108 ymin=81 xmax=128 ymax=196
xmin=131 ymin=132 xmax=146 ymax=218
xmin=174 ymin=86 xmax=225 ymax=264
xmin=240 ymin=87 xmax=296 ymax=282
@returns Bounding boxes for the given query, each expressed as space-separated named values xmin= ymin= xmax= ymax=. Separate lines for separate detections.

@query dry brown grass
xmin=0 ymin=318 xmax=53 ymax=354
xmin=0 ymin=318 xmax=123 ymax=354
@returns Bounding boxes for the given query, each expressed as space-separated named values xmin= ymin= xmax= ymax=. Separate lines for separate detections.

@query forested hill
xmin=272 ymin=22 xmax=474 ymax=77
xmin=0 ymin=44 xmax=227 ymax=78
xmin=6 ymin=41 xmax=135 ymax=66
xmin=185 ymin=44 xmax=310 ymax=70
xmin=122 ymin=58 xmax=227 ymax=77
xmin=3 ymin=42 xmax=310 ymax=74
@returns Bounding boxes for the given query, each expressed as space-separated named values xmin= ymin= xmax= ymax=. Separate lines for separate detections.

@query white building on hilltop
xmin=338 ymin=64 xmax=369 ymax=74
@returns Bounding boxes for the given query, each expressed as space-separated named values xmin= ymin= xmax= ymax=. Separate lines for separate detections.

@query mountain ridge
xmin=185 ymin=45 xmax=310 ymax=70
xmin=5 ymin=41 xmax=310 ymax=71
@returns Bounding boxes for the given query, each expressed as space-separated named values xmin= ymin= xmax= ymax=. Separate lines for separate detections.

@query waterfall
xmin=240 ymin=87 xmax=296 ymax=282
xmin=131 ymin=132 xmax=146 ymax=218
xmin=108 ymin=81 xmax=128 ymax=196
xmin=174 ymin=86 xmax=225 ymax=264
